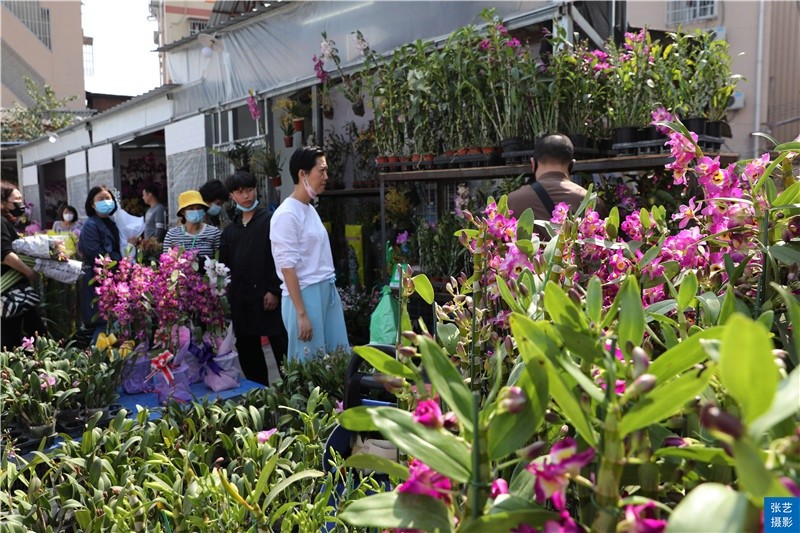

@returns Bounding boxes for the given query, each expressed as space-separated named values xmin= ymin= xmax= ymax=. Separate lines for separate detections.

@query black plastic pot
xmin=683 ymin=117 xmax=707 ymax=136
xmin=613 ymin=126 xmax=639 ymax=144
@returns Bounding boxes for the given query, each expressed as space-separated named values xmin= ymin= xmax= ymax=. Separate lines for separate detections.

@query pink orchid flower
xmin=526 ymin=438 xmax=595 ymax=510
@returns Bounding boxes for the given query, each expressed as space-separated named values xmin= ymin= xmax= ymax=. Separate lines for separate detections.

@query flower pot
xmin=683 ymin=117 xmax=707 ymax=136
xmin=636 ymin=126 xmax=661 ymax=141
xmin=568 ymin=133 xmax=588 ymax=148
xmin=612 ymin=126 xmax=638 ymax=145
xmin=26 ymin=419 xmax=56 ymax=439
xmin=706 ymin=120 xmax=728 ymax=138
xmin=444 ymin=149 xmax=455 ymax=157
xmin=283 ymin=135 xmax=294 ymax=148
xmin=270 ymin=176 xmax=282 ymax=187
xmin=351 ymin=99 xmax=365 ymax=117
xmin=422 ymin=153 xmax=435 ymax=162
xmin=375 ymin=155 xmax=389 ymax=164
xmin=481 ymin=146 xmax=496 ymax=155
xmin=323 ymin=108 xmax=334 ymax=120
xmin=456 ymin=147 xmax=469 ymax=156
xmin=411 ymin=154 xmax=421 ymax=163
xmin=467 ymin=146 xmax=481 ymax=155
xmin=500 ymin=137 xmax=525 ymax=153
xmin=387 ymin=155 xmax=400 ymax=163
xmin=292 ymin=118 xmax=305 ymax=133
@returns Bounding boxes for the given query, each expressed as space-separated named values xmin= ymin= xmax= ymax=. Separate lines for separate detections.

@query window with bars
xmin=188 ymin=18 xmax=208 ymax=36
xmin=83 ymin=37 xmax=94 ymax=78
xmin=666 ymin=0 xmax=717 ymax=26
xmin=1 ymin=0 xmax=51 ymax=49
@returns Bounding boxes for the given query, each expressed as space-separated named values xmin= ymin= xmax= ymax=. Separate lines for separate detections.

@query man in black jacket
xmin=220 ymin=171 xmax=288 ymax=385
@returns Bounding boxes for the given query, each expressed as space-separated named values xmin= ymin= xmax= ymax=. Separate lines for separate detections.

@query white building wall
xmin=88 ymin=145 xmax=113 ymax=172
xmin=65 ymin=152 xmax=86 ymax=178
xmin=21 ymin=165 xmax=38 ymax=187
xmin=91 ymin=97 xmax=173 ymax=145
xmin=165 ymin=114 xmax=206 ymax=156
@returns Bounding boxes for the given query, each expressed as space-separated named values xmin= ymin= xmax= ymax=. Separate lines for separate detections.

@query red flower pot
xmin=283 ymin=136 xmax=294 ymax=148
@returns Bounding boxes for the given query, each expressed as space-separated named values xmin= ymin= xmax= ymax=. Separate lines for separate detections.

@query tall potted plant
xmin=319 ymin=31 xmax=369 ymax=116
xmin=274 ymin=98 xmax=295 ymax=147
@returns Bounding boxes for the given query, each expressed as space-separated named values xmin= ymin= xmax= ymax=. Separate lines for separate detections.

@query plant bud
xmin=631 ymin=347 xmax=650 ymax=378
xmin=700 ymin=404 xmax=744 ymax=440
xmin=628 ymin=374 xmax=657 ymax=396
xmin=518 ymin=281 xmax=530 ymax=297
xmin=443 ymin=411 xmax=459 ymax=431
xmin=402 ymin=331 xmax=419 ymax=344
xmin=545 ymin=410 xmax=561 ymax=424
xmin=516 ymin=440 xmax=546 ymax=458
xmin=397 ymin=346 xmax=417 ymax=360
xmin=375 ymin=374 xmax=407 ymax=395
xmin=782 ymin=229 xmax=794 ymax=243
xmin=559 ymin=424 xmax=569 ymax=434
xmin=503 ymin=335 xmax=514 ymax=355
xmin=498 ymin=386 xmax=527 ymax=414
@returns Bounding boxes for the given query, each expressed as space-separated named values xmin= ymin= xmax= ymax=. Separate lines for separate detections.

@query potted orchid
xmin=319 ymin=31 xmax=370 ymax=116
xmin=274 ymin=97 xmax=295 ymax=147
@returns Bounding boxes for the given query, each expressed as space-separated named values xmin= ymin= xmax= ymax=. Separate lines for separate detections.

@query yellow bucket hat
xmin=177 ymin=190 xmax=208 ymax=214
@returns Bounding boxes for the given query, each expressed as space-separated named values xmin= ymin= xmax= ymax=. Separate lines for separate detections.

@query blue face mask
xmin=235 ymin=199 xmax=259 ymax=213
xmin=207 ymin=204 xmax=222 ymax=216
xmin=184 ymin=209 xmax=205 ymax=224
xmin=95 ymin=199 xmax=116 ymax=216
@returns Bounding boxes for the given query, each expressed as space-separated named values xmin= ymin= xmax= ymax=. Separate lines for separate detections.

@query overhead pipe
xmin=752 ymin=0 xmax=765 ymax=158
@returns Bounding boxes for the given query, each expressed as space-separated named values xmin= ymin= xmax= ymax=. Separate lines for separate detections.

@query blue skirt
xmin=281 ymin=277 xmax=350 ymax=361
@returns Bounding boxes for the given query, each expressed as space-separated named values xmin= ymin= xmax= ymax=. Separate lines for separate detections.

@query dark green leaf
xmin=369 ymin=406 xmax=471 ymax=483
xmin=344 ymin=454 xmax=409 ymax=480
xmin=586 ymin=276 xmax=603 ymax=325
xmin=677 ymin=271 xmax=698 ymax=312
xmin=654 ymin=446 xmax=734 ymax=465
xmin=719 ymin=314 xmax=778 ymax=424
xmin=544 ymin=281 xmax=589 ymax=332
xmin=768 ymin=244 xmax=800 ymax=265
xmin=618 ymin=276 xmax=645 ymax=356
xmin=666 ymin=483 xmax=756 ymax=532
xmin=620 ymin=369 xmax=714 ymax=437
xmin=648 ymin=327 xmax=724 ymax=381
xmin=339 ymin=406 xmax=379 ymax=432
xmin=354 ymin=345 xmax=418 ymax=380
xmin=418 ymin=337 xmax=474 ymax=434
xmin=460 ymin=510 xmax=557 ymax=533
xmin=339 ymin=492 xmax=453 ymax=531
xmin=749 ymin=366 xmax=800 ymax=437
xmin=732 ymin=438 xmax=790 ymax=500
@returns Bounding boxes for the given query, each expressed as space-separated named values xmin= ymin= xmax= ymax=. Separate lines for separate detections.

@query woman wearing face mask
xmin=77 ymin=185 xmax=122 ymax=337
xmin=162 ymin=190 xmax=221 ymax=262
xmin=220 ymin=171 xmax=287 ymax=385
xmin=270 ymin=146 xmax=349 ymax=362
xmin=52 ymin=205 xmax=83 ymax=235
xmin=1 ymin=181 xmax=47 ymax=348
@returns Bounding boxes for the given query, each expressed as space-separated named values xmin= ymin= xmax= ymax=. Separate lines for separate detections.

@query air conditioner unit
xmin=728 ymin=91 xmax=745 ymax=110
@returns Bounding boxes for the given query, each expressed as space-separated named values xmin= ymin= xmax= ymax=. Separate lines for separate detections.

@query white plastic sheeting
xmin=168 ymin=1 xmax=554 ymax=117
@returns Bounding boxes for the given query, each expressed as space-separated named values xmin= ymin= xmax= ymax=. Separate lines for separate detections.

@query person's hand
xmin=297 ymin=314 xmax=313 ymax=342
xmin=263 ymin=292 xmax=279 ymax=311
xmin=26 ymin=270 xmax=39 ymax=284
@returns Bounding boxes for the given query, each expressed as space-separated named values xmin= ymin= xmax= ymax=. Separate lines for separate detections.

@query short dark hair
xmin=533 ymin=134 xmax=573 ymax=166
xmin=289 ymin=146 xmax=325 ymax=184
xmin=142 ymin=183 xmax=161 ymax=199
xmin=225 ymin=170 xmax=257 ymax=192
xmin=85 ymin=185 xmax=116 ymax=217
xmin=199 ymin=179 xmax=230 ymax=203
xmin=62 ymin=205 xmax=79 ymax=219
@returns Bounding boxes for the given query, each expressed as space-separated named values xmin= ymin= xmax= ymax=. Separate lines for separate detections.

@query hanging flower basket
xmin=323 ymin=107 xmax=334 ymax=120
xmin=283 ymin=135 xmax=294 ymax=148
xmin=270 ymin=176 xmax=282 ymax=187
xmin=292 ymin=118 xmax=305 ymax=133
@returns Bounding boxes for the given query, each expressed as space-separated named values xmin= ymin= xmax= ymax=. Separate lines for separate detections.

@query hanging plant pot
xmin=270 ymin=176 xmax=282 ymax=187
xmin=292 ymin=118 xmax=305 ymax=133
xmin=351 ymin=99 xmax=365 ymax=117
xmin=323 ymin=107 xmax=334 ymax=120
xmin=283 ymin=136 xmax=294 ymax=148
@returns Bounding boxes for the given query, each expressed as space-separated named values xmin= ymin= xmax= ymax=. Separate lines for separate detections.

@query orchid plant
xmin=335 ymin=127 xmax=800 ymax=531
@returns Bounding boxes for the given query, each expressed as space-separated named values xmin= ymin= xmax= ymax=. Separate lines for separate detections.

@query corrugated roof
xmin=89 ymin=83 xmax=181 ymax=121
xmin=157 ymin=1 xmax=292 ymax=52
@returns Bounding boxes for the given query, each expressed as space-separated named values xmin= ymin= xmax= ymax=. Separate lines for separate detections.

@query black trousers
xmin=1 ymin=308 xmax=47 ymax=350
xmin=235 ymin=333 xmax=287 ymax=386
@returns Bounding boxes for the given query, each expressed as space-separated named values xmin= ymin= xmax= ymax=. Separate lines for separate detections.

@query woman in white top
xmin=270 ymin=146 xmax=349 ymax=361
xmin=162 ymin=190 xmax=221 ymax=261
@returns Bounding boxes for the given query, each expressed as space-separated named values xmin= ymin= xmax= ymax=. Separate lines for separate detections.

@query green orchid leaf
xmin=558 ymin=359 xmax=604 ymax=403
xmin=648 ymin=327 xmax=724 ymax=381
xmin=553 ymin=324 xmax=603 ymax=365
xmin=620 ymin=369 xmax=714 ymax=437
xmin=640 ymin=208 xmax=652 ymax=230
xmin=262 ymin=470 xmax=324 ymax=510
xmin=676 ymin=270 xmax=698 ymax=312
xmin=369 ymin=406 xmax=471 ymax=483
xmin=436 ymin=322 xmax=460 ymax=355
xmin=515 ymin=358 xmax=548 ymax=438
xmin=460 ymin=510 xmax=557 ymax=533
xmin=354 ymin=345 xmax=417 ymax=380
xmin=586 ymin=276 xmax=603 ymax=326
xmin=666 ymin=483 xmax=757 ymax=533
xmin=496 ymin=275 xmax=526 ymax=315
xmin=418 ymin=337 xmax=473 ymax=434
xmin=618 ymin=275 xmax=645 ymax=357
xmin=339 ymin=406 xmax=379 ymax=432
xmin=605 ymin=206 xmax=620 ymax=240
xmin=772 ymin=283 xmax=800 ymax=363
xmin=488 ymin=401 xmax=538 ymax=460
xmin=412 ymin=274 xmax=434 ymax=304
xmin=748 ymin=366 xmax=800 ymax=437
xmin=696 ymin=292 xmax=722 ymax=326
xmin=654 ymin=446 xmax=734 ymax=466
xmin=732 ymin=438 xmax=790 ymax=501
xmin=768 ymin=244 xmax=800 ymax=266
xmin=339 ymin=492 xmax=452 ymax=531
xmin=516 ymin=207 xmax=534 ymax=241
xmin=719 ymin=314 xmax=778 ymax=424
xmin=718 ymin=289 xmax=736 ymax=325
xmin=545 ymin=361 xmax=597 ymax=446
xmin=774 ymin=141 xmax=800 ymax=152
xmin=544 ymin=281 xmax=589 ymax=332
xmin=344 ymin=454 xmax=409 ymax=480
xmin=772 ymin=180 xmax=800 ymax=207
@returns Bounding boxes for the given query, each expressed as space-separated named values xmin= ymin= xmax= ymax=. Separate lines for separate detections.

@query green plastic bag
xmin=369 ymin=286 xmax=398 ymax=344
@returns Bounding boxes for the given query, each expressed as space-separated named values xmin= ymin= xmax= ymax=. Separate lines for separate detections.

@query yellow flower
xmin=96 ymin=332 xmax=117 ymax=352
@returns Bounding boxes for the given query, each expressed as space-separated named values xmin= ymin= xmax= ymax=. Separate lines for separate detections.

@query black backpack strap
xmin=530 ymin=181 xmax=556 ymax=216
